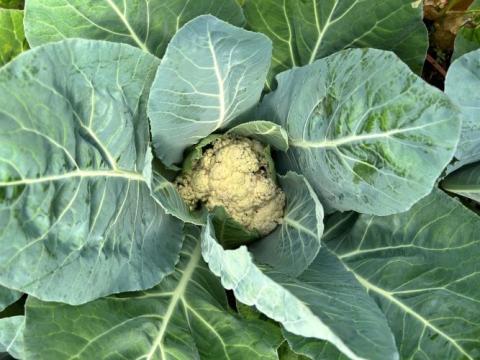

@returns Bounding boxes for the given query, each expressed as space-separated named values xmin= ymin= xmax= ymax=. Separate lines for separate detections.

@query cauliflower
xmin=175 ymin=135 xmax=285 ymax=236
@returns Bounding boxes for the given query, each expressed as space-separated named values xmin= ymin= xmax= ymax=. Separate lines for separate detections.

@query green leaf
xmin=445 ymin=49 xmax=480 ymax=168
xmin=0 ymin=316 xmax=24 ymax=359
xmin=151 ymin=169 xmax=206 ymax=225
xmin=148 ymin=15 xmax=272 ymax=166
xmin=234 ymin=300 xmax=287 ymax=354
xmin=201 ymin=218 xmax=399 ymax=360
xmin=277 ymin=340 xmax=311 ymax=360
xmin=325 ymin=189 xmax=480 ymax=360
xmin=443 ymin=161 xmax=480 ymax=203
xmin=239 ymin=308 xmax=320 ymax=360
xmin=283 ymin=333 xmax=348 ymax=360
xmin=250 ymin=172 xmax=324 ymax=276
xmin=0 ymin=9 xmax=27 ymax=66
xmin=0 ymin=288 xmax=21 ymax=313
xmin=179 ymin=134 xmax=222 ymax=176
xmin=236 ymin=300 xmax=266 ymax=321
xmin=24 ymin=226 xmax=282 ymax=360
xmin=0 ymin=39 xmax=183 ymax=305
xmin=211 ymin=206 xmax=261 ymax=248
xmin=242 ymin=0 xmax=428 ymax=87
xmin=259 ymin=48 xmax=461 ymax=216
xmin=0 ymin=0 xmax=23 ymax=9
xmin=452 ymin=0 xmax=480 ymax=61
xmin=322 ymin=211 xmax=358 ymax=241
xmin=227 ymin=120 xmax=289 ymax=152
xmin=24 ymin=0 xmax=244 ymax=56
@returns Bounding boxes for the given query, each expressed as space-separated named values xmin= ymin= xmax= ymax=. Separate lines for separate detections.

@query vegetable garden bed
xmin=0 ymin=1 xmax=479 ymax=359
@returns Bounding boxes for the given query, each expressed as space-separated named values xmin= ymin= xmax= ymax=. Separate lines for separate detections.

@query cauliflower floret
xmin=175 ymin=135 xmax=285 ymax=235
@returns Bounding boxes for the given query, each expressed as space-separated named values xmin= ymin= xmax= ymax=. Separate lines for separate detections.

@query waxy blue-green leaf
xmin=148 ymin=15 xmax=272 ymax=166
xmin=0 ymin=316 xmax=24 ymax=359
xmin=282 ymin=332 xmax=348 ymax=360
xmin=445 ymin=49 xmax=480 ymax=168
xmin=277 ymin=340 xmax=311 ymax=360
xmin=24 ymin=0 xmax=244 ymax=56
xmin=250 ymin=172 xmax=324 ymax=276
xmin=452 ymin=0 xmax=480 ymax=61
xmin=325 ymin=189 xmax=480 ymax=360
xmin=227 ymin=120 xmax=289 ymax=152
xmin=0 ymin=288 xmax=21 ymax=313
xmin=0 ymin=9 xmax=27 ymax=66
xmin=443 ymin=161 xmax=480 ymax=203
xmin=259 ymin=48 xmax=461 ymax=216
xmin=241 ymin=0 xmax=428 ymax=87
xmin=201 ymin=218 xmax=398 ymax=360
xmin=210 ymin=206 xmax=261 ymax=248
xmin=24 ymin=226 xmax=282 ymax=360
xmin=151 ymin=169 xmax=206 ymax=225
xmin=0 ymin=39 xmax=183 ymax=305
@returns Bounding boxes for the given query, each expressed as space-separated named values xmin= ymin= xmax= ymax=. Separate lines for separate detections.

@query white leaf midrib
xmin=104 ymin=0 xmax=149 ymax=52
xmin=5 ymin=318 xmax=23 ymax=356
xmin=290 ymin=120 xmax=448 ymax=149
xmin=283 ymin=217 xmax=318 ymax=238
xmin=354 ymin=272 xmax=473 ymax=359
xmin=146 ymin=242 xmax=201 ymax=360
xmin=0 ymin=169 xmax=146 ymax=187
xmin=308 ymin=0 xmax=338 ymax=64
xmin=207 ymin=29 xmax=226 ymax=130
xmin=203 ymin=226 xmax=367 ymax=360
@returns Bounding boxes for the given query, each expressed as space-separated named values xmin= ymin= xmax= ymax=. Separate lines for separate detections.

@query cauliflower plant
xmin=175 ymin=135 xmax=285 ymax=236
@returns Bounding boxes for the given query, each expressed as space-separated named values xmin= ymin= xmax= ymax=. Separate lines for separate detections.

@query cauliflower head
xmin=175 ymin=135 xmax=285 ymax=236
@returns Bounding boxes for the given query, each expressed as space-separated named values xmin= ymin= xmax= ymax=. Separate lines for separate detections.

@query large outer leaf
xmin=242 ymin=0 xmax=428 ymax=87
xmin=0 ymin=288 xmax=21 ymax=313
xmin=24 ymin=226 xmax=282 ymax=360
xmin=445 ymin=49 xmax=480 ymax=168
xmin=443 ymin=161 xmax=480 ymax=203
xmin=0 ymin=316 xmax=24 ymax=359
xmin=259 ymin=48 xmax=461 ymax=216
xmin=250 ymin=172 xmax=324 ymax=276
xmin=231 ymin=305 xmax=311 ymax=360
xmin=0 ymin=9 xmax=27 ymax=66
xmin=148 ymin=15 xmax=272 ymax=166
xmin=201 ymin=218 xmax=399 ymax=360
xmin=325 ymin=189 xmax=480 ymax=360
xmin=24 ymin=0 xmax=244 ymax=56
xmin=452 ymin=0 xmax=480 ymax=61
xmin=0 ymin=39 xmax=183 ymax=305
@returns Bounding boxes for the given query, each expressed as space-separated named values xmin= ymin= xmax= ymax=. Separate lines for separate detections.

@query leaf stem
xmin=426 ymin=54 xmax=446 ymax=78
